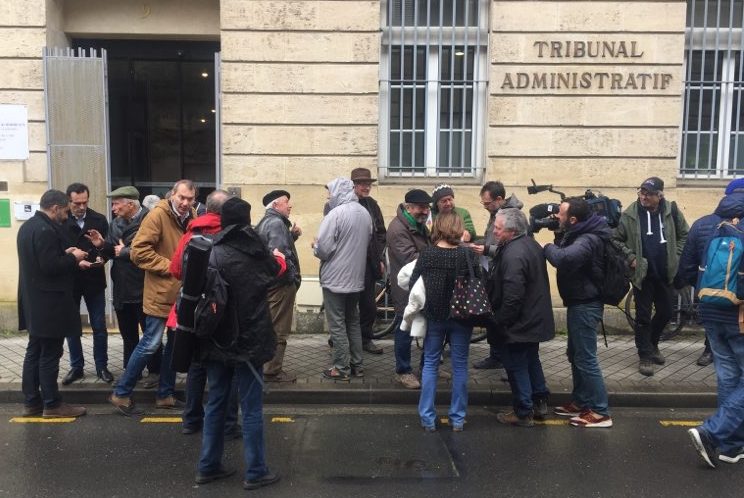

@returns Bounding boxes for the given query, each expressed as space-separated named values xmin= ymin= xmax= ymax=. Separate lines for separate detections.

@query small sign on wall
xmin=0 ymin=199 xmax=10 ymax=227
xmin=14 ymin=202 xmax=39 ymax=221
xmin=0 ymin=104 xmax=29 ymax=160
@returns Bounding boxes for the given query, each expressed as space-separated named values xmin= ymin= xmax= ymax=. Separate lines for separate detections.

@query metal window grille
xmin=681 ymin=0 xmax=744 ymax=178
xmin=380 ymin=0 xmax=489 ymax=179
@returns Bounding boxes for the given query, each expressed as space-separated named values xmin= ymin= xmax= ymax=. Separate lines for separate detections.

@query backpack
xmin=593 ymin=237 xmax=631 ymax=306
xmin=192 ymin=250 xmax=230 ymax=339
xmin=697 ymin=219 xmax=744 ymax=307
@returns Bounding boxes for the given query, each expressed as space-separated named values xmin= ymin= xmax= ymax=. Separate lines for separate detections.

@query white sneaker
xmin=396 ymin=373 xmax=421 ymax=389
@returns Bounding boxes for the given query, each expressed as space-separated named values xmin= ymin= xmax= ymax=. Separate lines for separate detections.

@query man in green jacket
xmin=613 ymin=177 xmax=689 ymax=376
xmin=430 ymin=184 xmax=477 ymax=242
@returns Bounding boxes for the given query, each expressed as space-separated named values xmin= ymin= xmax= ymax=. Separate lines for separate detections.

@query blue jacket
xmin=544 ymin=215 xmax=613 ymax=306
xmin=675 ymin=192 xmax=744 ymax=324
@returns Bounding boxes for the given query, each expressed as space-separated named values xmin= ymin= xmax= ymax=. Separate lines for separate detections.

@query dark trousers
xmin=115 ymin=302 xmax=161 ymax=373
xmin=22 ymin=336 xmax=64 ymax=409
xmin=66 ymin=288 xmax=108 ymax=371
xmin=359 ymin=266 xmax=377 ymax=343
xmin=183 ymin=363 xmax=240 ymax=434
xmin=499 ymin=342 xmax=550 ymax=418
xmin=633 ymin=277 xmax=674 ymax=359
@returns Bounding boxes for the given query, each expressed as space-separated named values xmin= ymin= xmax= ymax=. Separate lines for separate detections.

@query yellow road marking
xmin=140 ymin=417 xmax=182 ymax=423
xmin=271 ymin=417 xmax=295 ymax=423
xmin=535 ymin=419 xmax=569 ymax=426
xmin=659 ymin=420 xmax=703 ymax=427
xmin=10 ymin=417 xmax=75 ymax=423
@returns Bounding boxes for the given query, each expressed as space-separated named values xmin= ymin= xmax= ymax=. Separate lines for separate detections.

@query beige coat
xmin=130 ymin=199 xmax=194 ymax=317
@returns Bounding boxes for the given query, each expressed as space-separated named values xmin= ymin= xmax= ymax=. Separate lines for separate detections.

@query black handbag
xmin=449 ymin=248 xmax=493 ymax=326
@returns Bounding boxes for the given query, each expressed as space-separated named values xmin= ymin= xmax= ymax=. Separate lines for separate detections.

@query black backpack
xmin=192 ymin=250 xmax=230 ymax=339
xmin=594 ymin=237 xmax=631 ymax=306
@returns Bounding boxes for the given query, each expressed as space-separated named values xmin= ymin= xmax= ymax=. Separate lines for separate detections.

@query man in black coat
xmin=60 ymin=183 xmax=113 ymax=385
xmin=18 ymin=189 xmax=88 ymax=418
xmin=544 ymin=198 xmax=613 ymax=429
xmin=487 ymin=208 xmax=554 ymax=428
xmin=351 ymin=168 xmax=386 ymax=354
xmin=194 ymin=197 xmax=281 ymax=491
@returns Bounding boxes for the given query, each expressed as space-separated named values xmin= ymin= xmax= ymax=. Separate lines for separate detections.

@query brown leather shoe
xmin=22 ymin=404 xmax=43 ymax=416
xmin=109 ymin=394 xmax=144 ymax=416
xmin=42 ymin=402 xmax=86 ymax=418
xmin=155 ymin=395 xmax=185 ymax=410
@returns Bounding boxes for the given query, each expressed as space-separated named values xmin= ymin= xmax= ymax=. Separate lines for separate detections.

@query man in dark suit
xmin=61 ymin=183 xmax=113 ymax=384
xmin=18 ymin=189 xmax=88 ymax=418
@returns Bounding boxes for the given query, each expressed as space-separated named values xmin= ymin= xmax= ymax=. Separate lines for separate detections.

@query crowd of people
xmin=15 ymin=172 xmax=744 ymax=488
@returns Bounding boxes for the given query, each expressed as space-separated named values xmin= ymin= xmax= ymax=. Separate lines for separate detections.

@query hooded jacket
xmin=169 ymin=212 xmax=223 ymax=281
xmin=544 ymin=215 xmax=614 ymax=306
xmin=612 ymin=198 xmax=689 ymax=288
xmin=314 ymin=178 xmax=372 ymax=293
xmin=676 ymin=192 xmax=744 ymax=325
xmin=198 ymin=224 xmax=279 ymax=367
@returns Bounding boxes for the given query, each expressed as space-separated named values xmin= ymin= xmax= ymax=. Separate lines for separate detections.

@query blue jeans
xmin=701 ymin=321 xmax=744 ymax=454
xmin=499 ymin=342 xmax=549 ymax=418
xmin=183 ymin=362 xmax=240 ymax=434
xmin=566 ymin=302 xmax=609 ymax=416
xmin=114 ymin=315 xmax=175 ymax=399
xmin=67 ymin=288 xmax=108 ymax=371
xmin=198 ymin=361 xmax=270 ymax=481
xmin=418 ymin=319 xmax=472 ymax=429
xmin=394 ymin=315 xmax=414 ymax=374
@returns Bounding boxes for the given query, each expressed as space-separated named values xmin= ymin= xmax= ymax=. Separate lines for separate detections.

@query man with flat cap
xmin=256 ymin=189 xmax=302 ymax=382
xmin=613 ymin=177 xmax=689 ymax=376
xmin=351 ymin=168 xmax=387 ymax=354
xmin=386 ymin=189 xmax=432 ymax=389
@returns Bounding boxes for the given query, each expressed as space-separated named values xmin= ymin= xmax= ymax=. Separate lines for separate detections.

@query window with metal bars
xmin=380 ymin=0 xmax=489 ymax=178
xmin=681 ymin=0 xmax=744 ymax=178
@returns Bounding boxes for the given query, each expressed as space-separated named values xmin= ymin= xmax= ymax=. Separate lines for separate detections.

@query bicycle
xmin=624 ymin=285 xmax=699 ymax=341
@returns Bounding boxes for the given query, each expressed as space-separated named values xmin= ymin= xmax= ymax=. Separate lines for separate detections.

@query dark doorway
xmin=73 ymin=39 xmax=220 ymax=201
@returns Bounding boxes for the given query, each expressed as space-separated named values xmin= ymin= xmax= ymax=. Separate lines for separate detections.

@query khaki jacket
xmin=130 ymin=199 xmax=194 ymax=317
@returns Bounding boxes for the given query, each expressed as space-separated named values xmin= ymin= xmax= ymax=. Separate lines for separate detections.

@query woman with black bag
xmin=409 ymin=212 xmax=483 ymax=432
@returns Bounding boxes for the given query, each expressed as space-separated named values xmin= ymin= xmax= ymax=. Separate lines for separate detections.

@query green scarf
xmin=402 ymin=209 xmax=427 ymax=236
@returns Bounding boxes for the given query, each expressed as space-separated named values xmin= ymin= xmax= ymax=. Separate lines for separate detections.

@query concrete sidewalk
xmin=0 ymin=333 xmax=716 ymax=408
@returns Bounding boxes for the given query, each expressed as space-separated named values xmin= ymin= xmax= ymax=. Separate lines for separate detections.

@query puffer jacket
xmin=130 ymin=199 xmax=195 ymax=317
xmin=544 ymin=215 xmax=613 ymax=306
xmin=198 ymin=224 xmax=279 ymax=367
xmin=676 ymin=192 xmax=744 ymax=325
xmin=314 ymin=178 xmax=372 ymax=293
xmin=612 ymin=199 xmax=689 ymax=288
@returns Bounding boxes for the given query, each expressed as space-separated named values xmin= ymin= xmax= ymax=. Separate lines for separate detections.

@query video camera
xmin=527 ymin=179 xmax=623 ymax=233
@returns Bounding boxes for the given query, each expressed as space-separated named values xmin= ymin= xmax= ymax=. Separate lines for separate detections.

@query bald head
xmin=206 ymin=189 xmax=231 ymax=214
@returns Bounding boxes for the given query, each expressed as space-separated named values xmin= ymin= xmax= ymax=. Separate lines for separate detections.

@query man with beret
xmin=677 ymin=178 xmax=744 ymax=467
xmin=350 ymin=168 xmax=387 ymax=355
xmin=386 ymin=189 xmax=432 ymax=389
xmin=61 ymin=182 xmax=113 ymax=385
xmin=613 ymin=177 xmax=689 ymax=376
xmin=430 ymin=184 xmax=477 ymax=242
xmin=256 ymin=189 xmax=302 ymax=382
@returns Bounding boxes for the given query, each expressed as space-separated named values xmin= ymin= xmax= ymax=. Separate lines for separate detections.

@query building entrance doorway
xmin=74 ymin=39 xmax=220 ymax=201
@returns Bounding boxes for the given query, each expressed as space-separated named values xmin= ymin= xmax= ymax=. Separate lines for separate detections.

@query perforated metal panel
xmin=44 ymin=47 xmax=110 ymax=215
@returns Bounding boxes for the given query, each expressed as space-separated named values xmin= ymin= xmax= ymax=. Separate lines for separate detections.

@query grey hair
xmin=496 ymin=208 xmax=528 ymax=236
xmin=129 ymin=199 xmax=141 ymax=210
xmin=142 ymin=195 xmax=160 ymax=210
xmin=206 ymin=189 xmax=231 ymax=214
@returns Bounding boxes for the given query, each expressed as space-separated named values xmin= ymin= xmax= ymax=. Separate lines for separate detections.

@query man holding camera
xmin=613 ymin=177 xmax=689 ymax=377
xmin=544 ymin=198 xmax=613 ymax=428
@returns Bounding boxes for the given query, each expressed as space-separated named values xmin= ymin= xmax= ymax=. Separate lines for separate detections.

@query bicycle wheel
xmin=372 ymin=278 xmax=397 ymax=338
xmin=625 ymin=286 xmax=688 ymax=340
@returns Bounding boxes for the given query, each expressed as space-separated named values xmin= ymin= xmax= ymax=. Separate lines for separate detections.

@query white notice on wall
xmin=0 ymin=104 xmax=29 ymax=160
xmin=14 ymin=202 xmax=39 ymax=221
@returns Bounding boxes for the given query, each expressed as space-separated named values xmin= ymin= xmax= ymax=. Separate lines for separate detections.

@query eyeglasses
xmin=637 ymin=189 xmax=659 ymax=198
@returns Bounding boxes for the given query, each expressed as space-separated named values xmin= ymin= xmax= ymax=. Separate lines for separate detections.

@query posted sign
xmin=0 ymin=104 xmax=29 ymax=160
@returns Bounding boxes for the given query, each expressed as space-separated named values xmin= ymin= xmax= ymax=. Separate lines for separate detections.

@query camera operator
xmin=471 ymin=181 xmax=523 ymax=370
xmin=613 ymin=177 xmax=689 ymax=377
xmin=544 ymin=198 xmax=613 ymax=428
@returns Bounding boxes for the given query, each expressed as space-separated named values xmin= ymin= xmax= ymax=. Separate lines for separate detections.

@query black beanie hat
xmin=221 ymin=197 xmax=252 ymax=228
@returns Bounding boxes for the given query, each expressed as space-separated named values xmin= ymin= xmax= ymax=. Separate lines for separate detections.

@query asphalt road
xmin=0 ymin=404 xmax=739 ymax=498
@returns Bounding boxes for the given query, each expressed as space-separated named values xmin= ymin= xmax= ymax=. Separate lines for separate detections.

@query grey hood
xmin=327 ymin=178 xmax=357 ymax=210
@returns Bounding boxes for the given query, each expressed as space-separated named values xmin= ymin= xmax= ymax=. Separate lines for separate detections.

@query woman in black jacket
xmin=410 ymin=212 xmax=479 ymax=432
